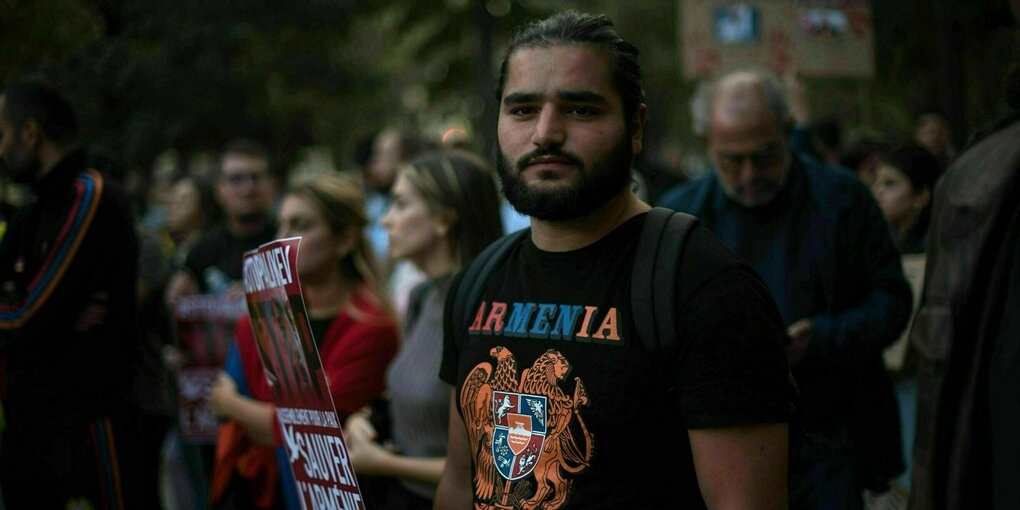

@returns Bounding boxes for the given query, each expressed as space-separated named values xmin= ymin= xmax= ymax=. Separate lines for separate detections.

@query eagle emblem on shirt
xmin=460 ymin=347 xmax=594 ymax=509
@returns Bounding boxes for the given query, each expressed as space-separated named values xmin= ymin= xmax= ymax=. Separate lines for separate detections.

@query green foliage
xmin=0 ymin=0 xmax=104 ymax=79
xmin=1 ymin=0 xmax=1016 ymax=188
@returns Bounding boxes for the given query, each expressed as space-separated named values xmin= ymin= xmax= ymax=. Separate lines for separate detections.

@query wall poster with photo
xmin=681 ymin=0 xmax=875 ymax=79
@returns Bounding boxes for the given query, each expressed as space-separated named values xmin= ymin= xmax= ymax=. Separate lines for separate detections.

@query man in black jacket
xmin=0 ymin=78 xmax=146 ymax=508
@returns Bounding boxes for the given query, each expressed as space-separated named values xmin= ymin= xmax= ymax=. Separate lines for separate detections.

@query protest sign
xmin=243 ymin=237 xmax=364 ymax=510
xmin=172 ymin=293 xmax=246 ymax=442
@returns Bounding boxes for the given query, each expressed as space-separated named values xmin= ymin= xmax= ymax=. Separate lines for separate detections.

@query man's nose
xmin=738 ymin=158 xmax=759 ymax=182
xmin=531 ymin=105 xmax=565 ymax=148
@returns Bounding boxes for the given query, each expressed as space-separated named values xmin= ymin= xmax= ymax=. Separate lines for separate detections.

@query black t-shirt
xmin=184 ymin=222 xmax=277 ymax=292
xmin=440 ymin=212 xmax=790 ymax=509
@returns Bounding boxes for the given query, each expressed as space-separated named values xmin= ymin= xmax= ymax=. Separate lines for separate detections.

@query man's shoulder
xmin=183 ymin=224 xmax=233 ymax=266
xmin=656 ymin=175 xmax=715 ymax=214
xmin=57 ymin=168 xmax=137 ymax=247
xmin=940 ymin=118 xmax=1020 ymax=202
xmin=798 ymin=153 xmax=872 ymax=210
xmin=675 ymin=226 xmax=755 ymax=290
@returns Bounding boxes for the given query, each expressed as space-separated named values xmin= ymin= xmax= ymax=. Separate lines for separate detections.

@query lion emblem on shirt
xmin=460 ymin=347 xmax=593 ymax=509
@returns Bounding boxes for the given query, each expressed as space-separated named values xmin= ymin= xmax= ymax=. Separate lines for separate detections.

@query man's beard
xmin=497 ymin=136 xmax=633 ymax=221
xmin=0 ymin=143 xmax=41 ymax=184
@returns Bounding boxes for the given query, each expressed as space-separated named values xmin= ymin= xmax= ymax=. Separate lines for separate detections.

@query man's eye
xmin=510 ymin=107 xmax=537 ymax=116
xmin=569 ymin=107 xmax=597 ymax=117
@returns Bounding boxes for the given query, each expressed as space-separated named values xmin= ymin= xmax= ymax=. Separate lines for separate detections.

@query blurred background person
xmin=0 ymin=77 xmax=148 ymax=508
xmin=840 ymin=130 xmax=893 ymax=188
xmin=870 ymin=143 xmax=942 ymax=503
xmin=165 ymin=138 xmax=278 ymax=303
xmin=166 ymin=174 xmax=222 ymax=270
xmin=360 ymin=127 xmax=432 ymax=311
xmin=659 ymin=70 xmax=912 ymax=510
xmin=209 ymin=172 xmax=399 ymax=509
xmin=344 ymin=149 xmax=503 ymax=509
xmin=161 ymin=137 xmax=279 ymax=509
xmin=872 ymin=143 xmax=941 ymax=256
xmin=90 ymin=146 xmax=180 ymax=510
xmin=913 ymin=112 xmax=956 ymax=168
xmin=910 ymin=53 xmax=1020 ymax=509
xmin=159 ymin=172 xmax=223 ymax=509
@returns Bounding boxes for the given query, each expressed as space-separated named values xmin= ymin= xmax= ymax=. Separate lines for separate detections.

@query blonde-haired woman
xmin=210 ymin=172 xmax=399 ymax=509
xmin=344 ymin=149 xmax=504 ymax=509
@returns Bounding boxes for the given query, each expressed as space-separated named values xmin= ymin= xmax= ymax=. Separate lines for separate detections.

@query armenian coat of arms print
xmin=492 ymin=391 xmax=548 ymax=479
xmin=460 ymin=346 xmax=594 ymax=509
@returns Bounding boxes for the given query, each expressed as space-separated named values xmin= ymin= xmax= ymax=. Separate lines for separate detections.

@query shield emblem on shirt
xmin=492 ymin=391 xmax=547 ymax=480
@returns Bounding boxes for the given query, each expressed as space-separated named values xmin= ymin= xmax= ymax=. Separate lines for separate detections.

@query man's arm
xmin=0 ymin=171 xmax=134 ymax=332
xmin=690 ymin=423 xmax=788 ymax=510
xmin=434 ymin=389 xmax=473 ymax=510
xmin=800 ymin=181 xmax=913 ymax=366
xmin=165 ymin=268 xmax=200 ymax=306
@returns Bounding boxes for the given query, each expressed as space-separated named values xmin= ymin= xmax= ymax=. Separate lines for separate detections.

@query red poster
xmin=172 ymin=293 xmax=246 ymax=442
xmin=242 ymin=237 xmax=364 ymax=510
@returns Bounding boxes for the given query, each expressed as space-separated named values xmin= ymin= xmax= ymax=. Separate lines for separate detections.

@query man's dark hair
xmin=217 ymin=137 xmax=272 ymax=179
xmin=221 ymin=137 xmax=270 ymax=163
xmin=882 ymin=142 xmax=943 ymax=193
xmin=1 ymin=78 xmax=79 ymax=147
xmin=496 ymin=10 xmax=646 ymax=122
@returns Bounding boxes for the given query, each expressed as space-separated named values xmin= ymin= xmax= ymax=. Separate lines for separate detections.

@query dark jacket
xmin=0 ymin=149 xmax=139 ymax=422
xmin=910 ymin=119 xmax=1020 ymax=510
xmin=659 ymin=153 xmax=912 ymax=484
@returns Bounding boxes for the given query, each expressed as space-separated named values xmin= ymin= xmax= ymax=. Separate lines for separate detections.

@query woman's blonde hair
xmin=400 ymin=149 xmax=504 ymax=270
xmin=287 ymin=172 xmax=390 ymax=315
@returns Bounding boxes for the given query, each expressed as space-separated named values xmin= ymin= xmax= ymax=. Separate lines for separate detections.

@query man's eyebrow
xmin=503 ymin=92 xmax=540 ymax=105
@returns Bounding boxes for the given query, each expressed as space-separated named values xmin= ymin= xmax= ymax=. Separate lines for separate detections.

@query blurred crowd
xmin=0 ymin=7 xmax=1017 ymax=510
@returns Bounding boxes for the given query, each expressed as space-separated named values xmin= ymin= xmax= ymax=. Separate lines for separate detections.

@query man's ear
xmin=20 ymin=118 xmax=42 ymax=151
xmin=631 ymin=104 xmax=648 ymax=155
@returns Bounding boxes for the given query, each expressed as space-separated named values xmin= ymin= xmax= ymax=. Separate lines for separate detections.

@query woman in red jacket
xmin=209 ymin=172 xmax=399 ymax=509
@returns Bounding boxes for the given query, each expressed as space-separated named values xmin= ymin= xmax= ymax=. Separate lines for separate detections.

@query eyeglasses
xmin=221 ymin=172 xmax=268 ymax=187
xmin=715 ymin=143 xmax=785 ymax=171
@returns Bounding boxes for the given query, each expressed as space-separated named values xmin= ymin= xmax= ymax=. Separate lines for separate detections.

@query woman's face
xmin=381 ymin=173 xmax=447 ymax=265
xmin=276 ymin=194 xmax=346 ymax=280
xmin=166 ymin=178 xmax=203 ymax=237
xmin=871 ymin=163 xmax=918 ymax=229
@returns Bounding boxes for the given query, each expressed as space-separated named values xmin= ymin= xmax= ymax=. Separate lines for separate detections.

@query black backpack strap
xmin=452 ymin=228 xmax=531 ymax=334
xmin=631 ymin=207 xmax=699 ymax=351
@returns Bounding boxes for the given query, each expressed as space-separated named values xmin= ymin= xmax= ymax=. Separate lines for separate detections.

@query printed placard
xmin=243 ymin=237 xmax=364 ymax=510
xmin=173 ymin=293 xmax=246 ymax=442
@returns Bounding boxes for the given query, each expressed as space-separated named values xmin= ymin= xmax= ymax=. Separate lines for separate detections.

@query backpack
xmin=450 ymin=207 xmax=698 ymax=353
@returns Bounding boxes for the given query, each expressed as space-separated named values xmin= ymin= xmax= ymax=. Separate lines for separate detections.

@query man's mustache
xmin=516 ymin=148 xmax=583 ymax=171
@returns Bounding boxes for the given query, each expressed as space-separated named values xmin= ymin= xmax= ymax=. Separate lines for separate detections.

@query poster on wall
xmin=242 ymin=237 xmax=364 ymax=510
xmin=680 ymin=0 xmax=875 ymax=79
xmin=173 ymin=293 xmax=247 ymax=442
